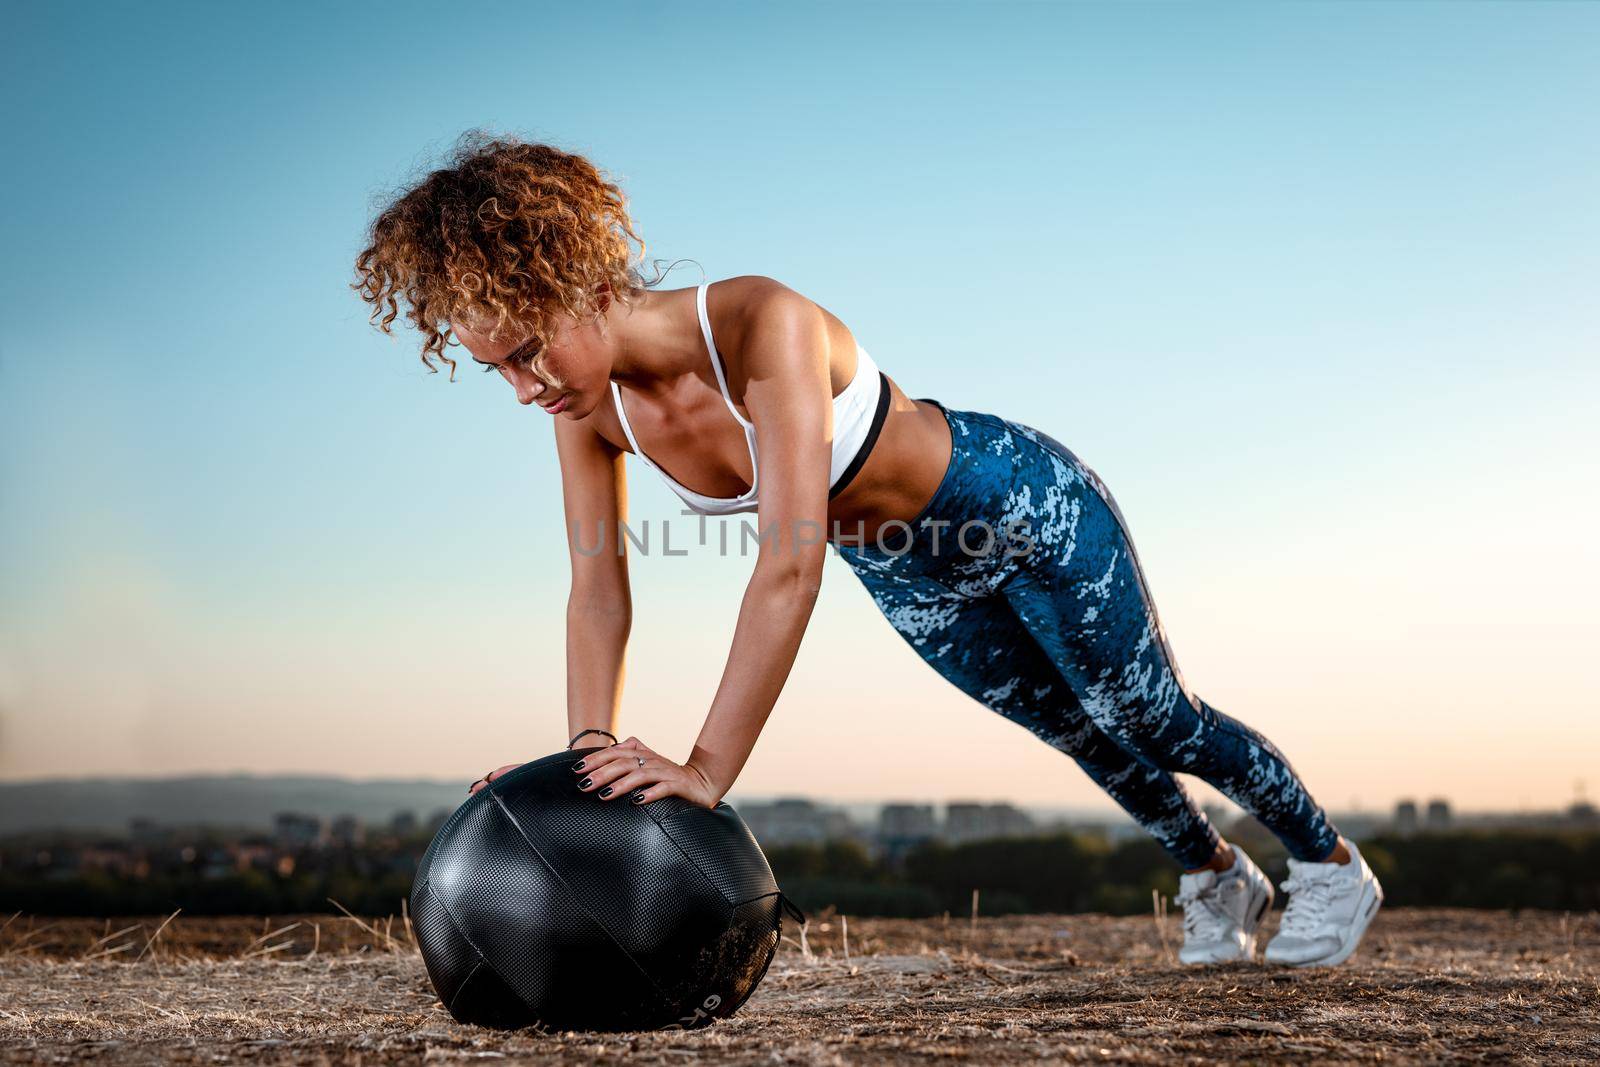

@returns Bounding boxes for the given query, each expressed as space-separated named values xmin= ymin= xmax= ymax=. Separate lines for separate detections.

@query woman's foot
xmin=1264 ymin=840 xmax=1384 ymax=967
xmin=1176 ymin=846 xmax=1274 ymax=964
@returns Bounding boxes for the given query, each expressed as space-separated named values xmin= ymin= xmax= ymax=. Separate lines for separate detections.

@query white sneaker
xmin=1264 ymin=841 xmax=1384 ymax=967
xmin=1175 ymin=847 xmax=1274 ymax=964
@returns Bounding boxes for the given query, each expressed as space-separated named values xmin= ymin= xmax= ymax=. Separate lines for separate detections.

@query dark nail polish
xmin=631 ymin=792 xmax=645 ymax=804
xmin=578 ymin=777 xmax=592 ymax=789
xmin=572 ymin=761 xmax=586 ymax=772
xmin=599 ymin=786 xmax=613 ymax=798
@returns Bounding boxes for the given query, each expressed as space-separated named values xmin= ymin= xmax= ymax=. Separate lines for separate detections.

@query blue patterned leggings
xmin=834 ymin=402 xmax=1340 ymax=868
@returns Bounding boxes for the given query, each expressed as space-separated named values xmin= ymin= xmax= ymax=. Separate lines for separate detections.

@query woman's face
xmin=450 ymin=310 xmax=609 ymax=418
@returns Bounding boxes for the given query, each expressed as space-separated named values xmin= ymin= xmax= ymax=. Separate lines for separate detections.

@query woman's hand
xmin=467 ymin=763 xmax=523 ymax=796
xmin=572 ymin=736 xmax=719 ymax=808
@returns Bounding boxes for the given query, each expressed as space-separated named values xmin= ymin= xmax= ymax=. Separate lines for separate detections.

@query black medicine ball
xmin=410 ymin=749 xmax=799 ymax=1031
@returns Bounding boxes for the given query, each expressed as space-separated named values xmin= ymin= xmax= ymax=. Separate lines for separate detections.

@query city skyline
xmin=1 ymin=770 xmax=1592 ymax=839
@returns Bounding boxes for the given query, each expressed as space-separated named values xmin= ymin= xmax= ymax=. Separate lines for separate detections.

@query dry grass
xmin=1 ymin=909 xmax=1596 ymax=1064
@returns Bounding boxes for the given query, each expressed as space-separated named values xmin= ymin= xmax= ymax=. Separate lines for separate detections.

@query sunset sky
xmin=2 ymin=2 xmax=1596 ymax=815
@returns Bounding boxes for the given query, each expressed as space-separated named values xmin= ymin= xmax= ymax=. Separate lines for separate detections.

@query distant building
xmin=77 ymin=844 xmax=143 ymax=878
xmin=1425 ymin=799 xmax=1452 ymax=832
xmin=1394 ymin=800 xmax=1419 ymax=836
xmin=200 ymin=846 xmax=234 ymax=879
xmin=880 ymin=803 xmax=936 ymax=839
xmin=274 ymin=812 xmax=322 ymax=849
xmin=329 ymin=815 xmax=365 ymax=848
xmin=878 ymin=804 xmax=937 ymax=858
xmin=233 ymin=843 xmax=275 ymax=872
xmin=1325 ymin=810 xmax=1384 ymax=842
xmin=944 ymin=802 xmax=1036 ymax=843
xmin=741 ymin=799 xmax=857 ymax=847
xmin=1567 ymin=781 xmax=1596 ymax=827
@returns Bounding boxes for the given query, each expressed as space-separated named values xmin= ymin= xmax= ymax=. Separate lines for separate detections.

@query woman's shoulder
xmin=704 ymin=275 xmax=813 ymax=334
xmin=706 ymin=275 xmax=861 ymax=396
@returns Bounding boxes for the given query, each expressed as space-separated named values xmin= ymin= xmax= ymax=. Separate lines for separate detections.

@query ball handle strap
xmin=567 ymin=728 xmax=619 ymax=750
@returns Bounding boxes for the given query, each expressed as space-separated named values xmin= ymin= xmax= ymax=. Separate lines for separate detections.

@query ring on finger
xmin=636 ymin=756 xmax=645 ymax=768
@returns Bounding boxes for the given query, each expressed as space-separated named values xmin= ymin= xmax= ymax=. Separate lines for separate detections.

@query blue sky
xmin=2 ymin=2 xmax=1596 ymax=812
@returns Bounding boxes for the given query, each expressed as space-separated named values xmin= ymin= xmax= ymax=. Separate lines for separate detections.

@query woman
xmin=354 ymin=134 xmax=1381 ymax=968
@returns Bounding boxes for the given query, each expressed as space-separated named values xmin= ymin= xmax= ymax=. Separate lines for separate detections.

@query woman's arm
xmin=574 ymin=281 xmax=835 ymax=807
xmin=555 ymin=414 xmax=632 ymax=744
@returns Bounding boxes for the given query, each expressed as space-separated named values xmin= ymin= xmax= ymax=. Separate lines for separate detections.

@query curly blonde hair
xmin=353 ymin=132 xmax=649 ymax=376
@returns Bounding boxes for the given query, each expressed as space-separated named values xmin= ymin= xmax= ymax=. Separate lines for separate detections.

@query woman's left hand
xmin=572 ymin=736 xmax=719 ymax=809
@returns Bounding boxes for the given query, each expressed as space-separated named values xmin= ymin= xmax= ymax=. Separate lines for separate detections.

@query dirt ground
xmin=1 ymin=909 xmax=1596 ymax=1064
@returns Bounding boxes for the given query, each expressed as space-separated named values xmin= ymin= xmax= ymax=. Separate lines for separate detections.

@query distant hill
xmin=0 ymin=775 xmax=473 ymax=836
xmin=0 ymin=775 xmax=1136 ymax=838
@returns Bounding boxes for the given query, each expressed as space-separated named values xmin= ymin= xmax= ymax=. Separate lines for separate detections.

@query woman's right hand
xmin=468 ymin=763 xmax=524 ymax=795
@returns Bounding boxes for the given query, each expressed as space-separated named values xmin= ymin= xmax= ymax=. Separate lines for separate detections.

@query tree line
xmin=1 ymin=829 xmax=1595 ymax=917
xmin=771 ymin=829 xmax=1600 ymax=917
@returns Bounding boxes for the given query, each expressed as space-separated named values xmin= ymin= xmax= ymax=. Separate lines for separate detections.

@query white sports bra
xmin=610 ymin=283 xmax=890 ymax=516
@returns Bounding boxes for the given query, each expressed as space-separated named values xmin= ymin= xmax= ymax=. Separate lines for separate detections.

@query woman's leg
xmin=1000 ymin=428 xmax=1341 ymax=863
xmin=851 ymin=570 xmax=1225 ymax=869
